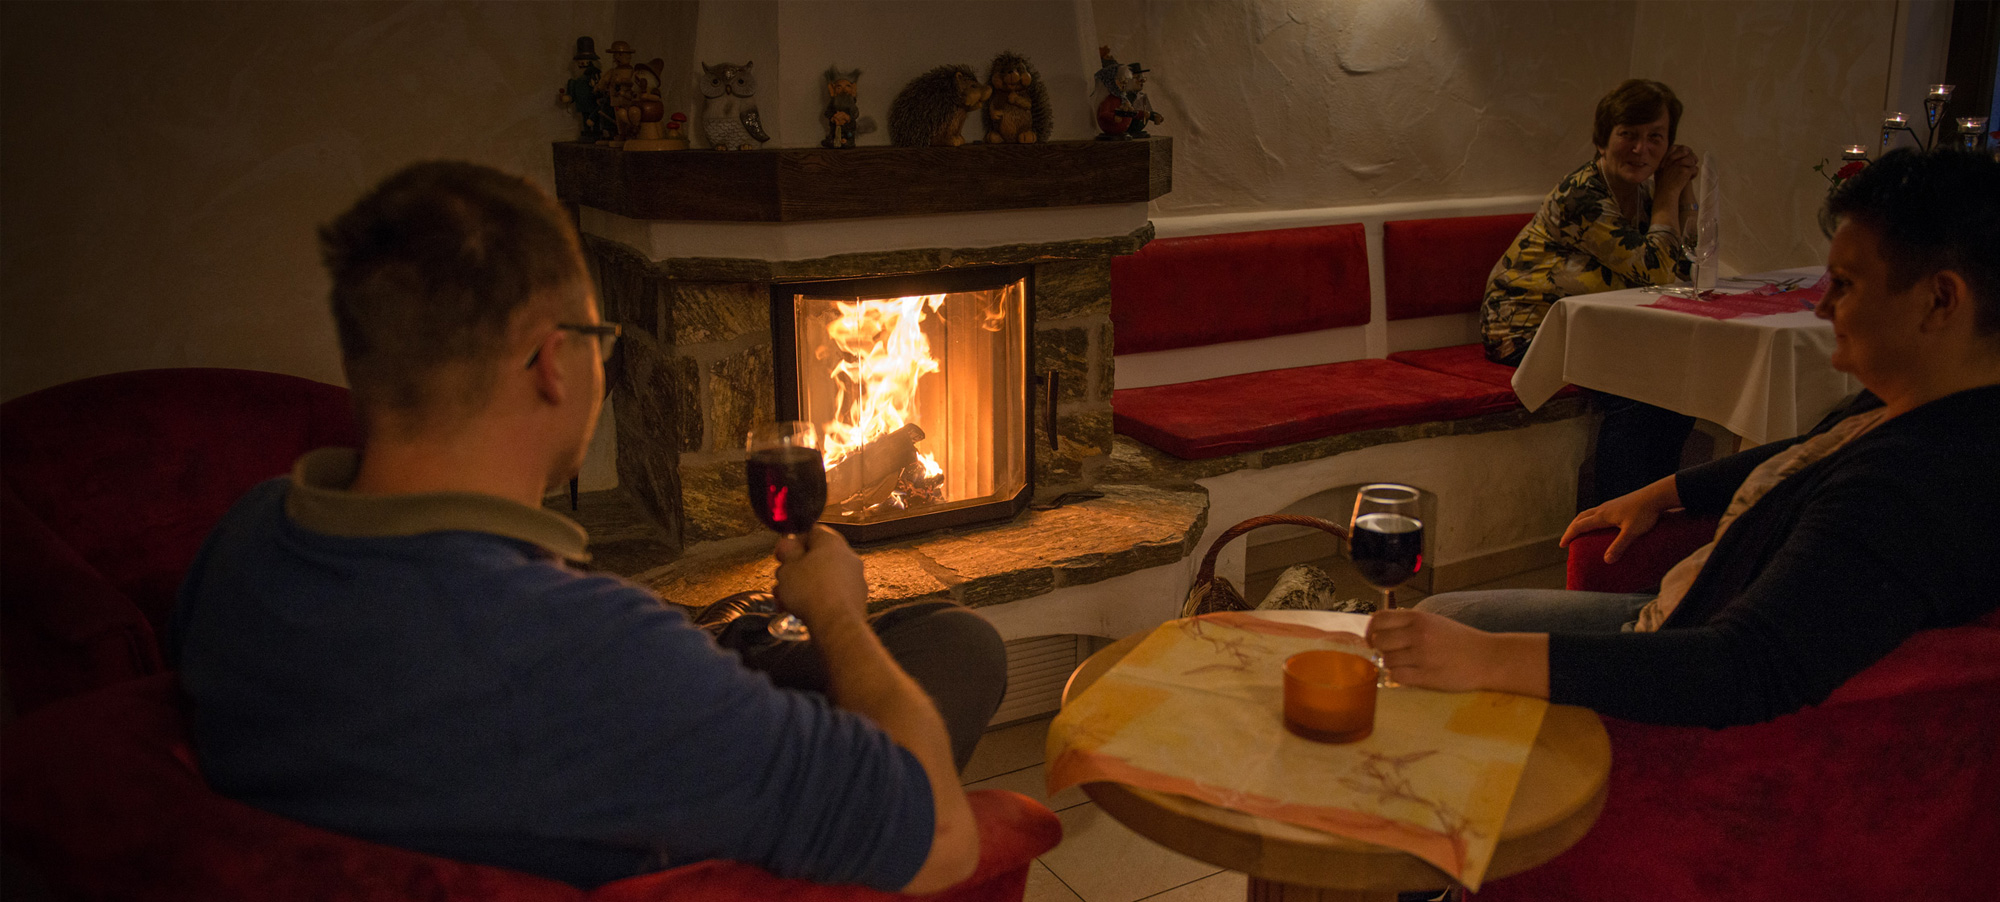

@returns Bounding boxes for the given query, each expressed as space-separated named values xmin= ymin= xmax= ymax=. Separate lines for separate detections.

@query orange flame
xmin=822 ymin=294 xmax=945 ymax=473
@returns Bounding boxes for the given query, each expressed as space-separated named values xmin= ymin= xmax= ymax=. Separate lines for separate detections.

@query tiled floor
xmin=969 ymin=563 xmax=1569 ymax=902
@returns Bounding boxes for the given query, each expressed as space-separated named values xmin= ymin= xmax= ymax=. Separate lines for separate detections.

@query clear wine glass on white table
xmin=1350 ymin=483 xmax=1424 ymax=687
xmin=745 ymin=421 xmax=827 ymax=642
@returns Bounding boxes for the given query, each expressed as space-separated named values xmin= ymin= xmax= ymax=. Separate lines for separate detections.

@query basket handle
xmin=1194 ymin=515 xmax=1351 ymax=586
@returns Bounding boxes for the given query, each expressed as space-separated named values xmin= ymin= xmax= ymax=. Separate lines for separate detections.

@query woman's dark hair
xmin=1592 ymin=79 xmax=1683 ymax=148
xmin=1822 ymin=148 xmax=2000 ymax=336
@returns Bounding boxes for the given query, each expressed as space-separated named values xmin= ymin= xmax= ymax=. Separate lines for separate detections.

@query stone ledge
xmin=555 ymin=482 xmax=1209 ymax=615
xmin=1100 ymin=397 xmax=1595 ymax=485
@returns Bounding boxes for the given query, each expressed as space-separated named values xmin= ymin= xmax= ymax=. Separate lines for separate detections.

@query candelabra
xmin=1881 ymin=85 xmax=1957 ymax=152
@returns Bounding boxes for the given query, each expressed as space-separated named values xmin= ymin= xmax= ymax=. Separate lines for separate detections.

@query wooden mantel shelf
xmin=552 ymin=138 xmax=1171 ymax=223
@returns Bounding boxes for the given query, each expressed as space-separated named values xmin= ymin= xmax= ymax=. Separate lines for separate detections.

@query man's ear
xmin=527 ymin=330 xmax=568 ymax=405
xmin=1924 ymin=269 xmax=1972 ymax=333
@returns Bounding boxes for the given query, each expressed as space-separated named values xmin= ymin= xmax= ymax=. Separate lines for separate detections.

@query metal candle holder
xmin=1959 ymin=117 xmax=1990 ymax=153
xmin=1883 ymin=85 xmax=1956 ymax=152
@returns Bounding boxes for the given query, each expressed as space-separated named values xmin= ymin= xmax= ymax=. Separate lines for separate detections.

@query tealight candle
xmin=1928 ymin=84 xmax=1954 ymax=101
xmin=1841 ymin=144 xmax=1868 ymax=160
xmin=1884 ymin=113 xmax=1908 ymax=128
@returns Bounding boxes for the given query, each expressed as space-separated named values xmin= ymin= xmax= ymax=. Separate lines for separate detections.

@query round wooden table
xmin=1059 ymin=632 xmax=1611 ymax=902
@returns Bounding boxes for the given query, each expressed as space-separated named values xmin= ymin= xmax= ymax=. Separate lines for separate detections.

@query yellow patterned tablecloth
xmin=1047 ymin=611 xmax=1547 ymax=889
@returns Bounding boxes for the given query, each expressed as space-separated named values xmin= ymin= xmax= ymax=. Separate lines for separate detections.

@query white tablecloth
xmin=1511 ymin=266 xmax=1862 ymax=446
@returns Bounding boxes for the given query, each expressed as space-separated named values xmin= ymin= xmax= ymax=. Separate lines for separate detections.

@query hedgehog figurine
xmin=888 ymin=64 xmax=991 ymax=147
xmin=982 ymin=51 xmax=1052 ymax=144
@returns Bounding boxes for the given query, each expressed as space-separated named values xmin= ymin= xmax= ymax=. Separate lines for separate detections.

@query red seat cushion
xmin=1388 ymin=344 xmax=1581 ymax=398
xmin=1112 ymin=359 xmax=1519 ymax=460
xmin=1382 ymin=213 xmax=1532 ymax=320
xmin=1112 ymin=223 xmax=1371 ymax=354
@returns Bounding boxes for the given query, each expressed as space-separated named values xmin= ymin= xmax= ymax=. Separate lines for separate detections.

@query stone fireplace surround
xmin=555 ymin=139 xmax=1203 ymax=617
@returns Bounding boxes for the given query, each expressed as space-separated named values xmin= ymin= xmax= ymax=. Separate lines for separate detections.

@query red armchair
xmin=2 ymin=368 xmax=361 ymax=714
xmin=1 ymin=368 xmax=1061 ymax=901
xmin=1474 ymin=512 xmax=2000 ymax=901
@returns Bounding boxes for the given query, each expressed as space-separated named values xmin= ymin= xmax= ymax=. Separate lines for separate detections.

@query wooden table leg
xmin=1246 ymin=876 xmax=1398 ymax=901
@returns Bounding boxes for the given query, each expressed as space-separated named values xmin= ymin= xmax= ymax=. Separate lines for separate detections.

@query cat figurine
xmin=983 ymin=51 xmax=1052 ymax=144
xmin=700 ymin=61 xmax=769 ymax=150
xmin=888 ymin=64 xmax=990 ymax=147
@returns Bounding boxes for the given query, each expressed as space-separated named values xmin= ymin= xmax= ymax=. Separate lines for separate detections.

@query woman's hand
xmin=1366 ymin=610 xmax=1549 ymax=697
xmin=1656 ymin=144 xmax=1699 ymax=197
xmin=1560 ymin=475 xmax=1683 ymax=563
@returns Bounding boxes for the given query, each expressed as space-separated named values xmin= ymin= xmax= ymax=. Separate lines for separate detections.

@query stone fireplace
xmin=556 ymin=139 xmax=1179 ymax=575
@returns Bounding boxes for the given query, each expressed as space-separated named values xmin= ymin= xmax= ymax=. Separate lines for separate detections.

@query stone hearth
xmin=556 ymin=482 xmax=1207 ymax=616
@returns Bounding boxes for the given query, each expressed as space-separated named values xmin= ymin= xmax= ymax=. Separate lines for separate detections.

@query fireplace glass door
xmin=774 ymin=266 xmax=1031 ymax=543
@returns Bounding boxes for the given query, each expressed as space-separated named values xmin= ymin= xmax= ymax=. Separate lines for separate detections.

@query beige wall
xmin=2 ymin=0 xmax=1942 ymax=406
xmin=1091 ymin=0 xmax=1639 ymax=213
xmin=1630 ymin=1 xmax=1908 ymax=274
xmin=1 ymin=1 xmax=620 ymax=402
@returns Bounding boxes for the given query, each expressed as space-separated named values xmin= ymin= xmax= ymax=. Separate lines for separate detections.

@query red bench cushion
xmin=1112 ymin=359 xmax=1520 ymax=460
xmin=1387 ymin=344 xmax=1580 ymax=400
xmin=1111 ymin=223 xmax=1371 ymax=355
xmin=1382 ymin=213 xmax=1532 ymax=321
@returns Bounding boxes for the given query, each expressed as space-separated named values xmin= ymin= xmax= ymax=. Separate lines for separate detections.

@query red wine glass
xmin=746 ymin=421 xmax=827 ymax=641
xmin=1351 ymin=483 xmax=1423 ymax=686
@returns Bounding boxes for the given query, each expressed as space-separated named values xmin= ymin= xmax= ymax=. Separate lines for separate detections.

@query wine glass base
xmin=767 ymin=614 xmax=811 ymax=642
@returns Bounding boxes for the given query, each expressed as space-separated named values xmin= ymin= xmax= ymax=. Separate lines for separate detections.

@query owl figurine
xmin=700 ymin=61 xmax=769 ymax=150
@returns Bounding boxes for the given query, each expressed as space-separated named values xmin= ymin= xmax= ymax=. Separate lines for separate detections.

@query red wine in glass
xmin=1350 ymin=483 xmax=1423 ymax=687
xmin=747 ymin=446 xmax=827 ymax=535
xmin=745 ymin=422 xmax=826 ymax=641
xmin=1350 ymin=514 xmax=1423 ymax=592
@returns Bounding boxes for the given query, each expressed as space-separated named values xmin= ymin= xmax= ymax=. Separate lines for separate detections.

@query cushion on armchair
xmin=2 ymin=673 xmax=1063 ymax=902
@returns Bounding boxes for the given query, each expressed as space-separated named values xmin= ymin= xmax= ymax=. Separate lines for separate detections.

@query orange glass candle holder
xmin=1283 ymin=650 xmax=1378 ymax=743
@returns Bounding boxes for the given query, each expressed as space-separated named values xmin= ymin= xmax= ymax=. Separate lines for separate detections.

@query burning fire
xmin=821 ymin=293 xmax=945 ymax=483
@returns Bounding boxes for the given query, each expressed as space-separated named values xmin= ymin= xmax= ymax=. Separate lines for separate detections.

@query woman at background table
xmin=1375 ymin=148 xmax=2000 ymax=728
xmin=1482 ymin=79 xmax=1700 ymax=505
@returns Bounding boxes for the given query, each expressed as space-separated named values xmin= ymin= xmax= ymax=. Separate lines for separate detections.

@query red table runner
xmin=1642 ymin=272 xmax=1829 ymax=320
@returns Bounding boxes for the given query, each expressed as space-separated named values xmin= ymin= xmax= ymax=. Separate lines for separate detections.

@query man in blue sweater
xmin=170 ymin=161 xmax=1001 ymax=892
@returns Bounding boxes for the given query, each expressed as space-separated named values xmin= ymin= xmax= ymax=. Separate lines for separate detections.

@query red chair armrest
xmin=1564 ymin=510 xmax=1719 ymax=594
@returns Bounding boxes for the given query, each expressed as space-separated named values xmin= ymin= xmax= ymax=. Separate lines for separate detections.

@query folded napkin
xmin=1046 ymin=612 xmax=1547 ymax=889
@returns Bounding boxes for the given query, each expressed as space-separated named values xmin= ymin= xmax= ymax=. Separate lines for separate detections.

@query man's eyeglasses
xmin=528 ymin=322 xmax=622 ymax=366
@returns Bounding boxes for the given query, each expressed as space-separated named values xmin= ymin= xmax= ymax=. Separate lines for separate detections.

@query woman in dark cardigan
xmin=1368 ymin=148 xmax=2000 ymax=728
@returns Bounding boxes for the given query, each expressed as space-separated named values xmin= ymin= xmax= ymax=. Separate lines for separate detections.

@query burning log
xmin=827 ymin=423 xmax=925 ymax=511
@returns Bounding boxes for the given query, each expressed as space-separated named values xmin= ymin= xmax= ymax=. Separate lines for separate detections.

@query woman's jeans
xmin=1415 ymin=589 xmax=1655 ymax=633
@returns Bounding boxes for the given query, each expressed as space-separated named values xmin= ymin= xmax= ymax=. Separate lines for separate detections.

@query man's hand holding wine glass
xmin=772 ymin=526 xmax=869 ymax=633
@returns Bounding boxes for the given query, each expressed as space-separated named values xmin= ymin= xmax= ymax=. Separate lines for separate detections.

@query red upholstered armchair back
xmin=1381 ymin=213 xmax=1532 ymax=321
xmin=1110 ymin=223 xmax=1371 ymax=354
xmin=1 ymin=368 xmax=360 ymax=713
xmin=1474 ymin=518 xmax=2000 ymax=900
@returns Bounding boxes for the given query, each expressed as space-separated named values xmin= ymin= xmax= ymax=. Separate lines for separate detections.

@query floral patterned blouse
xmin=1480 ymin=160 xmax=1692 ymax=363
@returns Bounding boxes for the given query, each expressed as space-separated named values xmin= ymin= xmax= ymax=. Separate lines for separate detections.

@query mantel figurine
xmin=983 ymin=51 xmax=1051 ymax=144
xmin=1092 ymin=46 xmax=1137 ymax=140
xmin=622 ymin=59 xmax=686 ymax=151
xmin=822 ymin=66 xmax=862 ymax=148
xmin=1123 ymin=61 xmax=1165 ymax=138
xmin=557 ymin=37 xmax=613 ymax=142
xmin=888 ymin=64 xmax=990 ymax=147
xmin=700 ymin=61 xmax=769 ymax=151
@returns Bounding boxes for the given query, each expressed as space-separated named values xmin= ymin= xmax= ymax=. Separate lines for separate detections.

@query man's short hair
xmin=320 ymin=161 xmax=587 ymax=421
xmin=1822 ymin=148 xmax=2000 ymax=336
xmin=1592 ymin=79 xmax=1683 ymax=148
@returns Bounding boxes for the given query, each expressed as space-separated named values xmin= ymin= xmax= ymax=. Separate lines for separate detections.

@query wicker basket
xmin=1181 ymin=514 xmax=1351 ymax=618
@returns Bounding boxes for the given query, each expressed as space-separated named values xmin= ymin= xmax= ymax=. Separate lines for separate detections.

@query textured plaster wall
xmin=1 ymin=0 xmax=1947 ymax=403
xmin=1630 ymin=1 xmax=1907 ymax=274
xmin=1090 ymin=0 xmax=1640 ymax=213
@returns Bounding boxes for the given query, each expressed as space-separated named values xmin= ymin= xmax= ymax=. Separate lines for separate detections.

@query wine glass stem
xmin=1381 ymin=588 xmax=1396 ymax=611
xmin=1377 ymin=588 xmax=1399 ymax=687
